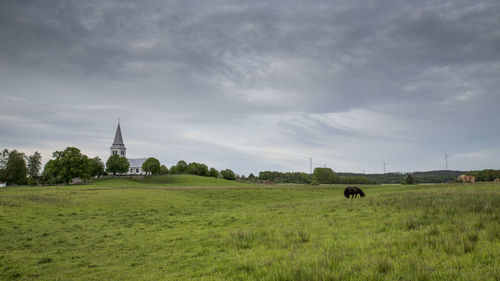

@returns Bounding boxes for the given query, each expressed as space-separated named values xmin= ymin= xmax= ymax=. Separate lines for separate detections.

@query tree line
xmin=2 ymin=146 xmax=500 ymax=186
xmin=256 ymin=168 xmax=377 ymax=185
xmin=0 ymin=147 xmax=238 ymax=186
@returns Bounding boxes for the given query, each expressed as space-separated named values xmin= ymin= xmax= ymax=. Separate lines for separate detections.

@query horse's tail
xmin=344 ymin=188 xmax=350 ymax=198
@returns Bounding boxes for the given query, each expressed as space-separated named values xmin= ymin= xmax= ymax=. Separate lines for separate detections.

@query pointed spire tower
xmin=110 ymin=121 xmax=126 ymax=157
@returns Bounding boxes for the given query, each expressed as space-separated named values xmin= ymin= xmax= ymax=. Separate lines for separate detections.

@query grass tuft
xmin=38 ymin=257 xmax=53 ymax=264
xmin=376 ymin=257 xmax=392 ymax=274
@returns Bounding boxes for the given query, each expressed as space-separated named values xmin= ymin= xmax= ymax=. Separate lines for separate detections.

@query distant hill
xmin=337 ymin=170 xmax=465 ymax=184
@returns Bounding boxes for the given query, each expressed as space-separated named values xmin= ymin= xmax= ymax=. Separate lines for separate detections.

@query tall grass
xmin=0 ymin=179 xmax=499 ymax=280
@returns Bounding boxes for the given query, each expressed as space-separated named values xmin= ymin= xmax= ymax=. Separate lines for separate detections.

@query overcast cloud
xmin=1 ymin=0 xmax=499 ymax=175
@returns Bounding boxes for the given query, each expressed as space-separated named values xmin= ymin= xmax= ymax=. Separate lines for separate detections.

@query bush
xmin=405 ymin=174 xmax=416 ymax=185
xmin=220 ymin=169 xmax=236 ymax=180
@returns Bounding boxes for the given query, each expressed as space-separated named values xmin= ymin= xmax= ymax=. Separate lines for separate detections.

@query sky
xmin=1 ymin=0 xmax=499 ymax=176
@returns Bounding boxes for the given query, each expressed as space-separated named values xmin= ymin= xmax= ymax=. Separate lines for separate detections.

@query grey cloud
xmin=1 ymin=0 xmax=499 ymax=174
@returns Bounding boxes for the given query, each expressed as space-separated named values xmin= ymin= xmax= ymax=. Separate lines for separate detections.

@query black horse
xmin=344 ymin=186 xmax=365 ymax=198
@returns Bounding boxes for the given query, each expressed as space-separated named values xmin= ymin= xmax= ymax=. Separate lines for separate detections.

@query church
xmin=110 ymin=122 xmax=147 ymax=175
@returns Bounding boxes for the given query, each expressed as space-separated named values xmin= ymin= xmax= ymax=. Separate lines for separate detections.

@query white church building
xmin=110 ymin=122 xmax=147 ymax=175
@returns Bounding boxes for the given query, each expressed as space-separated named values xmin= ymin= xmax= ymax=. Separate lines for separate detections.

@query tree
xmin=106 ymin=155 xmax=130 ymax=175
xmin=220 ymin=169 xmax=236 ymax=180
xmin=3 ymin=150 xmax=27 ymax=185
xmin=208 ymin=167 xmax=219 ymax=178
xmin=312 ymin=167 xmax=338 ymax=184
xmin=187 ymin=162 xmax=209 ymax=176
xmin=187 ymin=162 xmax=198 ymax=175
xmin=169 ymin=165 xmax=178 ymax=175
xmin=48 ymin=147 xmax=91 ymax=184
xmin=142 ymin=157 xmax=161 ymax=175
xmin=0 ymin=149 xmax=10 ymax=182
xmin=26 ymin=151 xmax=42 ymax=185
xmin=405 ymin=174 xmax=416 ymax=184
xmin=176 ymin=160 xmax=187 ymax=174
xmin=42 ymin=159 xmax=60 ymax=184
xmin=160 ymin=165 xmax=169 ymax=175
xmin=88 ymin=157 xmax=105 ymax=177
xmin=0 ymin=149 xmax=9 ymax=170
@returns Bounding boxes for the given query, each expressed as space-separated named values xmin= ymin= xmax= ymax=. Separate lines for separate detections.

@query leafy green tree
xmin=106 ymin=155 xmax=130 ymax=176
xmin=176 ymin=160 xmax=187 ymax=174
xmin=312 ymin=167 xmax=337 ymax=184
xmin=174 ymin=161 xmax=210 ymax=176
xmin=26 ymin=151 xmax=42 ymax=185
xmin=187 ymin=162 xmax=209 ymax=176
xmin=3 ymin=150 xmax=27 ymax=185
xmin=405 ymin=174 xmax=415 ymax=185
xmin=169 ymin=165 xmax=178 ymax=175
xmin=142 ymin=157 xmax=161 ymax=175
xmin=220 ymin=169 xmax=236 ymax=180
xmin=0 ymin=149 xmax=9 ymax=170
xmin=0 ymin=149 xmax=10 ymax=182
xmin=187 ymin=162 xmax=198 ymax=175
xmin=208 ymin=167 xmax=219 ymax=178
xmin=160 ymin=165 xmax=169 ymax=175
xmin=44 ymin=147 xmax=91 ymax=184
xmin=42 ymin=159 xmax=60 ymax=184
xmin=88 ymin=157 xmax=105 ymax=177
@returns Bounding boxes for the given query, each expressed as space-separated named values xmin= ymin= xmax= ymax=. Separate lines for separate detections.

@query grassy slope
xmin=0 ymin=178 xmax=499 ymax=280
xmin=90 ymin=175 xmax=250 ymax=188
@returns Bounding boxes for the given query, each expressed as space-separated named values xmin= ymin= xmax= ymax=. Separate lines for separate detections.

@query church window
xmin=112 ymin=151 xmax=117 ymax=155
xmin=121 ymin=151 xmax=124 ymax=156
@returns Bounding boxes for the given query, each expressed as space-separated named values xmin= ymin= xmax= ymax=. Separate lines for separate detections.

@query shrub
xmin=220 ymin=169 xmax=236 ymax=180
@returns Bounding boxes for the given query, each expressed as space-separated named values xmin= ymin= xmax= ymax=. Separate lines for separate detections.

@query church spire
xmin=113 ymin=122 xmax=124 ymax=145
xmin=110 ymin=121 xmax=126 ymax=157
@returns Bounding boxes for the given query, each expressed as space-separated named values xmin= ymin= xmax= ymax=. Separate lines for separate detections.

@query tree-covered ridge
xmin=338 ymin=170 xmax=466 ymax=184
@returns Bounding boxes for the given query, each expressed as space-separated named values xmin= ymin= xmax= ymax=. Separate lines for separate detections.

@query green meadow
xmin=0 ymin=175 xmax=499 ymax=280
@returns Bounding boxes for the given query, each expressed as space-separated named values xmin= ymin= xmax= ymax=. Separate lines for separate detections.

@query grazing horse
xmin=495 ymin=178 xmax=500 ymax=182
xmin=344 ymin=186 xmax=365 ymax=198
xmin=458 ymin=174 xmax=475 ymax=183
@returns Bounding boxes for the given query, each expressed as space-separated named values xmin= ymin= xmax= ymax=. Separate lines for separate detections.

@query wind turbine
xmin=383 ymin=160 xmax=388 ymax=174
xmin=443 ymin=151 xmax=449 ymax=170
xmin=304 ymin=157 xmax=312 ymax=175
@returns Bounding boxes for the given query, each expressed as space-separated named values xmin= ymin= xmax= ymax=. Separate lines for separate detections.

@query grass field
xmin=0 ymin=175 xmax=499 ymax=280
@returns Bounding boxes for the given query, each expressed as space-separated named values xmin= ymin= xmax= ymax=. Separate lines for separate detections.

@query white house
xmin=0 ymin=182 xmax=6 ymax=187
xmin=110 ymin=122 xmax=147 ymax=175
xmin=128 ymin=158 xmax=147 ymax=175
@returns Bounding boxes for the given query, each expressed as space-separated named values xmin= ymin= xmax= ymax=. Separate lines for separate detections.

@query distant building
xmin=110 ymin=122 xmax=147 ymax=175
xmin=0 ymin=182 xmax=6 ymax=187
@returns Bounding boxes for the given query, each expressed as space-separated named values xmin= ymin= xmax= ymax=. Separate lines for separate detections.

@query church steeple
xmin=113 ymin=122 xmax=124 ymax=145
xmin=110 ymin=121 xmax=126 ymax=157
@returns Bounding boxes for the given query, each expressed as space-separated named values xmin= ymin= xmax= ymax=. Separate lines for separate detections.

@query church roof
xmin=129 ymin=158 xmax=147 ymax=168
